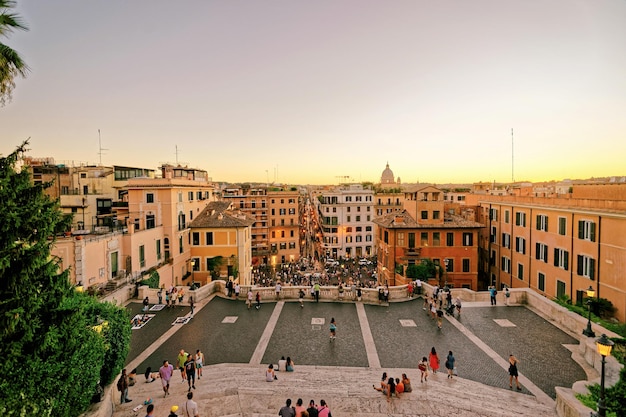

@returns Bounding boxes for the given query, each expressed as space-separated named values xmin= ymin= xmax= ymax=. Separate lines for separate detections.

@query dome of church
xmin=381 ymin=163 xmax=395 ymax=184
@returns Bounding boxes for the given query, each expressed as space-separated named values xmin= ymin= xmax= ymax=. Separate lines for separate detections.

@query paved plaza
xmin=116 ymin=294 xmax=590 ymax=416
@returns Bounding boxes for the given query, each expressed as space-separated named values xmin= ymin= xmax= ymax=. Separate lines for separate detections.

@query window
xmin=538 ymin=272 xmax=545 ymax=291
xmin=397 ymin=233 xmax=404 ymax=246
xmin=577 ymin=255 xmax=596 ymax=279
xmin=356 ymin=215 xmax=361 ymax=222
xmin=445 ymin=259 xmax=454 ymax=272
xmin=515 ymin=212 xmax=526 ymax=227
xmin=536 ymin=214 xmax=548 ymax=231
xmin=504 ymin=210 xmax=510 ymax=224
xmin=192 ymin=232 xmax=200 ymax=245
xmin=156 ymin=240 xmax=161 ymax=260
xmin=433 ymin=232 xmax=440 ymax=246
xmin=188 ymin=191 xmax=194 ymax=201
xmin=578 ymin=220 xmax=596 ymax=242
xmin=366 ymin=226 xmax=372 ymax=232
xmin=490 ymin=208 xmax=498 ymax=221
xmin=346 ymin=227 xmax=353 ymax=233
xmin=346 ymin=236 xmax=352 ymax=243
xmin=356 ymin=235 xmax=362 ymax=242
xmin=433 ymin=211 xmax=440 ymax=220
xmin=384 ymin=231 xmax=389 ymax=244
xmin=535 ymin=242 xmax=548 ymax=263
xmin=271 ymin=231 xmax=276 ymax=238
xmin=517 ymin=263 xmax=524 ymax=281
xmin=206 ymin=232 xmax=213 ymax=245
xmin=490 ymin=250 xmax=496 ymax=266
xmin=462 ymin=259 xmax=470 ymax=272
xmin=281 ymin=231 xmax=285 ymax=238
xmin=179 ymin=236 xmax=183 ymax=254
xmin=490 ymin=226 xmax=497 ymax=243
xmin=357 ymin=206 xmax=361 ymax=212
xmin=146 ymin=193 xmax=154 ymax=203
xmin=558 ymin=217 xmax=567 ymax=235
xmin=289 ymin=242 xmax=296 ymax=249
xmin=446 ymin=233 xmax=454 ymax=246
xmin=421 ymin=232 xmax=428 ymax=246
xmin=290 ymin=230 xmax=294 ymax=237
xmin=347 ymin=207 xmax=351 ymax=212
xmin=347 ymin=216 xmax=351 ymax=222
xmin=462 ymin=232 xmax=473 ymax=246
xmin=554 ymin=248 xmax=569 ymax=270
xmin=556 ymin=280 xmax=566 ymax=298
xmin=139 ymin=245 xmax=145 ymax=268
xmin=192 ymin=258 xmax=200 ymax=271
xmin=421 ymin=211 xmax=428 ymax=220
xmin=146 ymin=214 xmax=155 ymax=229
xmin=502 ymin=233 xmax=511 ymax=249
xmin=515 ymin=237 xmax=526 ymax=254
xmin=289 ymin=208 xmax=296 ymax=215
xmin=501 ymin=256 xmax=511 ymax=273
xmin=366 ymin=234 xmax=372 ymax=242
xmin=280 ymin=242 xmax=287 ymax=250
xmin=279 ymin=208 xmax=286 ymax=215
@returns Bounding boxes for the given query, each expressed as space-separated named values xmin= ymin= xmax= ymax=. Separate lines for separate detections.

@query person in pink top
xmin=294 ymin=398 xmax=306 ymax=416
xmin=429 ymin=347 xmax=440 ymax=373
xmin=159 ymin=359 xmax=174 ymax=397
xmin=317 ymin=399 xmax=331 ymax=417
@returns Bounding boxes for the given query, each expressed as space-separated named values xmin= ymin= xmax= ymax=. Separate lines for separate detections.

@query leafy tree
xmin=0 ymin=142 xmax=131 ymax=416
xmin=1 ymin=0 xmax=29 ymax=106
xmin=406 ymin=259 xmax=440 ymax=280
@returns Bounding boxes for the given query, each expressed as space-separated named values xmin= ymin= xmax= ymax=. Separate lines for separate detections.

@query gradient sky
xmin=2 ymin=0 xmax=625 ymax=185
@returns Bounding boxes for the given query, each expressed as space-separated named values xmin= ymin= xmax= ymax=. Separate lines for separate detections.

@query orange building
xmin=374 ymin=186 xmax=483 ymax=289
xmin=478 ymin=188 xmax=626 ymax=322
xmin=267 ymin=190 xmax=300 ymax=266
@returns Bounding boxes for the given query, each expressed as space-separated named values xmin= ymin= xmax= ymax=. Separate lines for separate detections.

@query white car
xmin=358 ymin=258 xmax=372 ymax=266
xmin=325 ymin=259 xmax=339 ymax=267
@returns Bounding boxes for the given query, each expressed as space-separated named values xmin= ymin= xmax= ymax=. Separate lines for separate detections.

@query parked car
xmin=358 ymin=258 xmax=372 ymax=266
xmin=325 ymin=259 xmax=339 ymax=267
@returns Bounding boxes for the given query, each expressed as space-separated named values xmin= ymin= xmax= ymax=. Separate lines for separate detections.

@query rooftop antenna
xmin=511 ymin=128 xmax=515 ymax=183
xmin=97 ymin=129 xmax=108 ymax=166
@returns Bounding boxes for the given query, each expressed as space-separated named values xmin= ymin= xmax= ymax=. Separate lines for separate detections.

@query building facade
xmin=478 ymin=188 xmax=626 ymax=321
xmin=315 ymin=184 xmax=375 ymax=259
xmin=374 ymin=186 xmax=483 ymax=289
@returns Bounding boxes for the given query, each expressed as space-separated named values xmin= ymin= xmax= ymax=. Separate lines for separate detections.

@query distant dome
xmin=381 ymin=163 xmax=395 ymax=184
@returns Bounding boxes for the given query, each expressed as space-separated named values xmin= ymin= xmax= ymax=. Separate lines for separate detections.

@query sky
xmin=1 ymin=0 xmax=625 ymax=185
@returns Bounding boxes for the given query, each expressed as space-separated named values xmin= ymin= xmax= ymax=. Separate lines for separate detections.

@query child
xmin=329 ymin=317 xmax=337 ymax=341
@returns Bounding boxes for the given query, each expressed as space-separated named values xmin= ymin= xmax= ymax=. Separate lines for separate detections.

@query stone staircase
xmin=113 ymin=363 xmax=557 ymax=417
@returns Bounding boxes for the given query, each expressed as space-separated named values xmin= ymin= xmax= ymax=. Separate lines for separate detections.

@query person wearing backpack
xmin=117 ymin=368 xmax=131 ymax=404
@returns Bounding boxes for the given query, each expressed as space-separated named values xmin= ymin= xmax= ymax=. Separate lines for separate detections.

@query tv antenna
xmin=97 ymin=129 xmax=108 ymax=166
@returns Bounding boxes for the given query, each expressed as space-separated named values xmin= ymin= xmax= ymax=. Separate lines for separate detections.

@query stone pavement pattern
xmin=113 ymin=295 xmax=589 ymax=416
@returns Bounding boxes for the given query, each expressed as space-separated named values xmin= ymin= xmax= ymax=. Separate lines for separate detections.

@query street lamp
xmin=190 ymin=259 xmax=196 ymax=287
xmin=583 ymin=285 xmax=595 ymax=337
xmin=592 ymin=334 xmax=614 ymax=417
xmin=442 ymin=259 xmax=449 ymax=287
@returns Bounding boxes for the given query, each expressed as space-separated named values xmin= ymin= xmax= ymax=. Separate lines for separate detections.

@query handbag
xmin=453 ymin=367 xmax=458 ymax=376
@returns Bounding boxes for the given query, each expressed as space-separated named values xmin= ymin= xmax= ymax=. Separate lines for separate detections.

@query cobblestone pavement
xmin=125 ymin=295 xmax=586 ymax=402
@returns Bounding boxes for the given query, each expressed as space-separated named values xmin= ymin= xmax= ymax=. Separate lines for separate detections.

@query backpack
xmin=185 ymin=361 xmax=194 ymax=373
xmin=116 ymin=376 xmax=124 ymax=392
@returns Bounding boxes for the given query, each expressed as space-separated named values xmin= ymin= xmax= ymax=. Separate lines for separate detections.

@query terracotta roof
xmin=190 ymin=201 xmax=255 ymax=228
xmin=373 ymin=209 xmax=484 ymax=229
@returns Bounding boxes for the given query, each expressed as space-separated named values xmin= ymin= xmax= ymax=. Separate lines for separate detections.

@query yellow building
xmin=267 ymin=190 xmax=300 ymax=266
xmin=189 ymin=201 xmax=254 ymax=285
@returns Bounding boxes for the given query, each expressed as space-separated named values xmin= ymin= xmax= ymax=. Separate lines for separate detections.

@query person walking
xmin=429 ymin=347 xmax=440 ymax=374
xmin=314 ymin=282 xmax=320 ymax=302
xmin=455 ymin=297 xmax=462 ymax=315
xmin=247 ymin=290 xmax=253 ymax=309
xmin=157 ymin=288 xmax=163 ymax=305
xmin=183 ymin=392 xmax=199 ymax=417
xmin=184 ymin=354 xmax=196 ymax=392
xmin=177 ymin=350 xmax=188 ymax=382
xmin=418 ymin=357 xmax=429 ymax=382
xmin=436 ymin=308 xmax=444 ymax=330
xmin=445 ymin=351 xmax=456 ymax=379
xmin=117 ymin=368 xmax=131 ymax=403
xmin=195 ymin=349 xmax=204 ymax=379
xmin=189 ymin=296 xmax=194 ymax=318
xmin=142 ymin=297 xmax=149 ymax=313
xmin=255 ymin=291 xmax=261 ymax=310
xmin=234 ymin=283 xmax=240 ymax=299
xmin=508 ymin=354 xmax=522 ymax=390
xmin=299 ymin=288 xmax=305 ymax=308
xmin=329 ymin=317 xmax=337 ymax=341
xmin=159 ymin=360 xmax=173 ymax=397
xmin=504 ymin=286 xmax=510 ymax=305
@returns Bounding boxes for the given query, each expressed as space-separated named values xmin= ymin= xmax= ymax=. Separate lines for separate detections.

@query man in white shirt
xmin=275 ymin=282 xmax=282 ymax=300
xmin=183 ymin=392 xmax=199 ymax=417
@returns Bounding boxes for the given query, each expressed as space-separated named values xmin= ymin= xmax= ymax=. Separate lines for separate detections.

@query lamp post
xmin=190 ymin=259 xmax=196 ymax=287
xmin=593 ymin=334 xmax=614 ymax=417
xmin=583 ymin=285 xmax=595 ymax=337
xmin=442 ymin=259 xmax=449 ymax=288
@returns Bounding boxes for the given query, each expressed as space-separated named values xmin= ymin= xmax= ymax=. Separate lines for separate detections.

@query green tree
xmin=406 ymin=259 xmax=440 ymax=280
xmin=0 ymin=142 xmax=131 ymax=416
xmin=1 ymin=0 xmax=29 ymax=106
